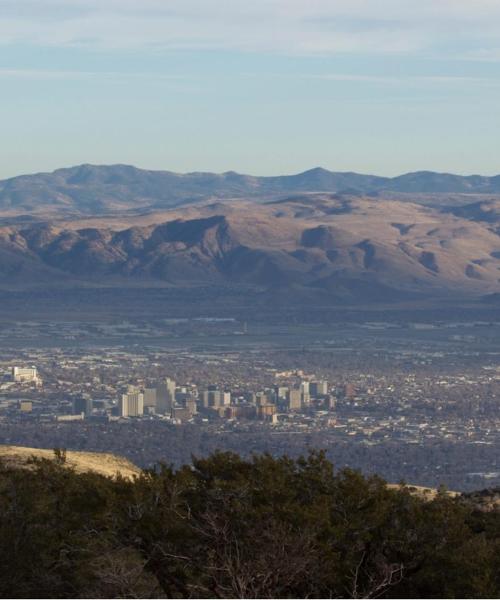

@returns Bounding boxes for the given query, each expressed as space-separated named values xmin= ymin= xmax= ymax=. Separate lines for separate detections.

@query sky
xmin=1 ymin=0 xmax=500 ymax=179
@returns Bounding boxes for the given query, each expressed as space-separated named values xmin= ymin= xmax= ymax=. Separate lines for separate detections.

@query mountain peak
xmin=299 ymin=167 xmax=333 ymax=176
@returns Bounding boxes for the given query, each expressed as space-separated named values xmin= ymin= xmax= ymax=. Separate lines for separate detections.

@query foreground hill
xmin=0 ymin=445 xmax=140 ymax=479
xmin=0 ymin=195 xmax=498 ymax=301
xmin=2 ymin=164 xmax=500 ymax=219
xmin=0 ymin=450 xmax=497 ymax=598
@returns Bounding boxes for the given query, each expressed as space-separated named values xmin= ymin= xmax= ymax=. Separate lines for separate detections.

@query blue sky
xmin=1 ymin=0 xmax=500 ymax=178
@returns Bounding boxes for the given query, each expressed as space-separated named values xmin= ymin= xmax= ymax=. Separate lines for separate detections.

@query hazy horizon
xmin=3 ymin=161 xmax=500 ymax=181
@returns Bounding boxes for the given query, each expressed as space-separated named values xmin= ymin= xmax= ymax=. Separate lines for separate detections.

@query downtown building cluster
xmin=113 ymin=377 xmax=333 ymax=423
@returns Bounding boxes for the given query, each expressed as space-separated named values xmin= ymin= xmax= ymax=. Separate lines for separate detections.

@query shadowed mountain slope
xmin=445 ymin=199 xmax=500 ymax=224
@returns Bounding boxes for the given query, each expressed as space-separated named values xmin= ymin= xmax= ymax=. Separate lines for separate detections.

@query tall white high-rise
xmin=119 ymin=391 xmax=144 ymax=417
xmin=300 ymin=381 xmax=311 ymax=406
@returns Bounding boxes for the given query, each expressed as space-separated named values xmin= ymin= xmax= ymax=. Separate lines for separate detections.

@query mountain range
xmin=0 ymin=183 xmax=499 ymax=303
xmin=2 ymin=164 xmax=500 ymax=220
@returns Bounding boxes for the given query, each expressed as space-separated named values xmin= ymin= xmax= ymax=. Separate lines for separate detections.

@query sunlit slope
xmin=0 ymin=445 xmax=141 ymax=479
xmin=0 ymin=195 xmax=498 ymax=300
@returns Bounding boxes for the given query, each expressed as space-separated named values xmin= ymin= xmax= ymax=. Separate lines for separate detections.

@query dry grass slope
xmin=0 ymin=445 xmax=141 ymax=479
xmin=387 ymin=483 xmax=459 ymax=500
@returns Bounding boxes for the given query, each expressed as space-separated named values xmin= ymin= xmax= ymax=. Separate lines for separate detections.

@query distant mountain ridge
xmin=2 ymin=164 xmax=500 ymax=218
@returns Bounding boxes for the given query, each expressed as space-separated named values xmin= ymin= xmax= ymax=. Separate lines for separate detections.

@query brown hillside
xmin=0 ymin=195 xmax=498 ymax=301
xmin=0 ymin=445 xmax=141 ymax=479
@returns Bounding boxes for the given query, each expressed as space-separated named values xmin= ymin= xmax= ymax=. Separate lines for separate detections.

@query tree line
xmin=0 ymin=449 xmax=498 ymax=598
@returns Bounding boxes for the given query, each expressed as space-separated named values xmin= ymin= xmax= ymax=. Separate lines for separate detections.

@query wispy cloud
xmin=310 ymin=74 xmax=500 ymax=86
xmin=1 ymin=0 xmax=500 ymax=58
xmin=0 ymin=68 xmax=96 ymax=80
xmin=0 ymin=67 xmax=188 ymax=80
xmin=0 ymin=67 xmax=200 ymax=93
